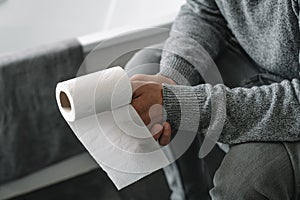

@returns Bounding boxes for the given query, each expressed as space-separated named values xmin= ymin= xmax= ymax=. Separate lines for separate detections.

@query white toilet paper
xmin=55 ymin=67 xmax=170 ymax=189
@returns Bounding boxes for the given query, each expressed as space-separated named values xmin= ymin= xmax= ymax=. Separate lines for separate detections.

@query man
xmin=128 ymin=0 xmax=300 ymax=199
xmin=125 ymin=44 xmax=225 ymax=200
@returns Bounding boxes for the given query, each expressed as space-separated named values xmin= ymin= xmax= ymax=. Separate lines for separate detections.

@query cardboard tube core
xmin=60 ymin=91 xmax=71 ymax=112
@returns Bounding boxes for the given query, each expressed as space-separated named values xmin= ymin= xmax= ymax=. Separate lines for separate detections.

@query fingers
xmin=159 ymin=122 xmax=171 ymax=146
xmin=130 ymin=76 xmax=172 ymax=146
xmin=131 ymin=82 xmax=163 ymax=126
xmin=150 ymin=124 xmax=163 ymax=140
xmin=150 ymin=122 xmax=172 ymax=146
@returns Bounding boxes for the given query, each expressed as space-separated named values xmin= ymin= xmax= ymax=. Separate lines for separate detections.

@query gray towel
xmin=0 ymin=39 xmax=85 ymax=184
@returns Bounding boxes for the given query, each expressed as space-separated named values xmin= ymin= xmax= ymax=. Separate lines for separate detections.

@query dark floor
xmin=11 ymin=169 xmax=170 ymax=200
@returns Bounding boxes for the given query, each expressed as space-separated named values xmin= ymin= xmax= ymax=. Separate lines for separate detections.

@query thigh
xmin=210 ymin=142 xmax=295 ymax=200
xmin=284 ymin=142 xmax=300 ymax=199
xmin=124 ymin=44 xmax=163 ymax=77
xmin=125 ymin=39 xmax=260 ymax=88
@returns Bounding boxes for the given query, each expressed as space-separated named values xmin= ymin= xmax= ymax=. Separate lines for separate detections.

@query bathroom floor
xmin=11 ymin=169 xmax=170 ymax=200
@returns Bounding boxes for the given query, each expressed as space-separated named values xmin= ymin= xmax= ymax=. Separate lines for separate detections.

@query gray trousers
xmin=125 ymin=40 xmax=300 ymax=200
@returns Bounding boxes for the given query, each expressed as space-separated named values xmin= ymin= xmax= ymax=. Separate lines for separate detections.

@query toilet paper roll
xmin=56 ymin=66 xmax=132 ymax=122
xmin=55 ymin=67 xmax=171 ymax=189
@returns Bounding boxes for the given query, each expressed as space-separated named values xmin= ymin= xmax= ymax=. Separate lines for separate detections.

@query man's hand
xmin=131 ymin=81 xmax=163 ymax=126
xmin=130 ymin=74 xmax=175 ymax=146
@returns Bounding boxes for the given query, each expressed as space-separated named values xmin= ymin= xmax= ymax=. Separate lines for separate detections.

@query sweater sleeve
xmin=162 ymin=79 xmax=300 ymax=145
xmin=158 ymin=0 xmax=231 ymax=86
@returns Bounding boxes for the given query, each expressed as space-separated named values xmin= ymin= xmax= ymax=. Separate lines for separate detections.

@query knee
xmin=124 ymin=46 xmax=162 ymax=76
xmin=210 ymin=143 xmax=294 ymax=200
xmin=125 ymin=49 xmax=161 ymax=76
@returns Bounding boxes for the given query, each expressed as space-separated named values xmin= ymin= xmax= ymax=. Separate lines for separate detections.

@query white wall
xmin=0 ymin=0 xmax=184 ymax=54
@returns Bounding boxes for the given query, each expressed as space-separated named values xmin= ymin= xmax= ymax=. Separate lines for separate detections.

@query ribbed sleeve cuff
xmin=159 ymin=53 xmax=203 ymax=86
xmin=162 ymin=83 xmax=212 ymax=133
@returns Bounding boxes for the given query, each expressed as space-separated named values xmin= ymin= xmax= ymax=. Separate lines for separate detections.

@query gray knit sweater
xmin=159 ymin=0 xmax=300 ymax=144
